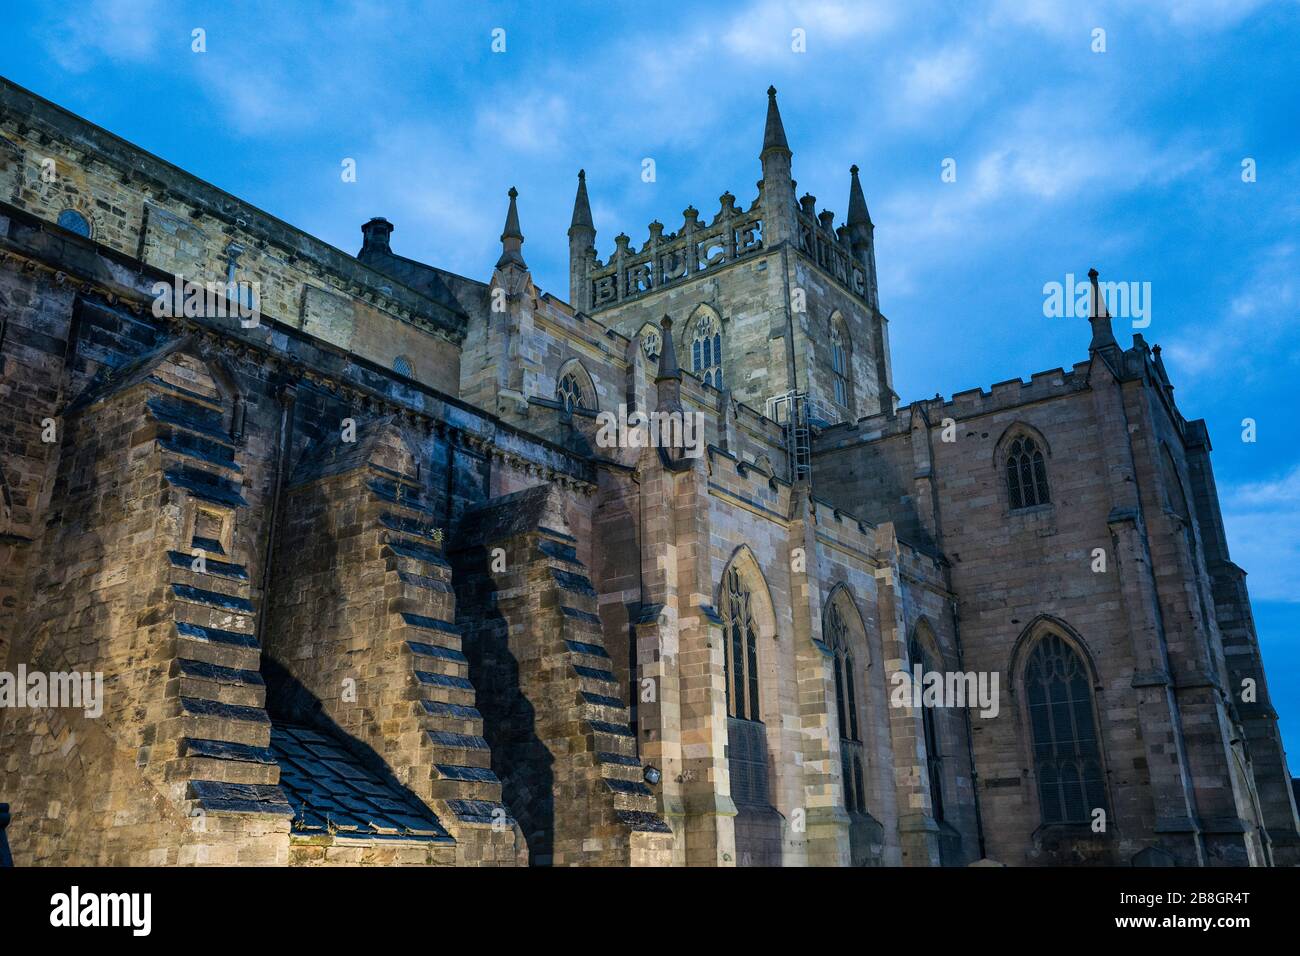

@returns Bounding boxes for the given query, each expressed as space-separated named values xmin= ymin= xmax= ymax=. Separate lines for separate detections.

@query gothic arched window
xmin=690 ymin=310 xmax=723 ymax=388
xmin=57 ymin=209 xmax=91 ymax=237
xmin=1024 ymin=633 xmax=1107 ymax=825
xmin=556 ymin=363 xmax=595 ymax=415
xmin=1006 ymin=434 xmax=1050 ymax=510
xmin=721 ymin=565 xmax=768 ymax=809
xmin=830 ymin=318 xmax=850 ymax=408
xmin=909 ymin=634 xmax=945 ymax=822
xmin=827 ymin=599 xmax=864 ymax=813
xmin=722 ymin=567 xmax=760 ymax=721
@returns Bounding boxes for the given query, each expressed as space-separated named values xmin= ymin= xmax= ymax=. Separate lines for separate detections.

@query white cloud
xmin=721 ymin=0 xmax=897 ymax=60
xmin=1222 ymin=464 xmax=1300 ymax=603
xmin=1144 ymin=0 xmax=1273 ymax=30
xmin=900 ymin=46 xmax=979 ymax=109
xmin=474 ymin=93 xmax=571 ymax=156
xmin=44 ymin=0 xmax=166 ymax=73
xmin=987 ymin=0 xmax=1274 ymax=38
xmin=1163 ymin=241 xmax=1300 ymax=382
xmin=1230 ymin=465 xmax=1300 ymax=506
xmin=877 ymin=92 xmax=1214 ymax=265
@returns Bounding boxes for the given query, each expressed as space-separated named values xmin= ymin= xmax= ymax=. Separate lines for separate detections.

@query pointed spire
xmin=569 ymin=169 xmax=594 ymax=235
xmin=1087 ymin=268 xmax=1119 ymax=352
xmin=761 ymin=86 xmax=790 ymax=157
xmin=847 ymin=165 xmax=872 ymax=228
xmin=655 ymin=315 xmax=681 ymax=384
xmin=654 ymin=316 xmax=692 ymax=470
xmin=568 ymin=172 xmax=596 ymax=311
xmin=497 ymin=186 xmax=526 ymax=269
xmin=759 ymin=86 xmax=796 ymax=246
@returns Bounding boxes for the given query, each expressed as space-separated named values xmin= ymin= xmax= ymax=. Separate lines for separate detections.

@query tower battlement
xmin=792 ymin=193 xmax=873 ymax=303
xmin=583 ymin=190 xmax=766 ymax=311
xmin=567 ymin=87 xmax=878 ymax=315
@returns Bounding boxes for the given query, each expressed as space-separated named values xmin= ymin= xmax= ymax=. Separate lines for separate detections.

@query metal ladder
xmin=767 ymin=390 xmax=811 ymax=482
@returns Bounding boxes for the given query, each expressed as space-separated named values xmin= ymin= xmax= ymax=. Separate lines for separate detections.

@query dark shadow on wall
xmin=261 ymin=655 xmax=442 ymax=826
xmin=448 ymin=542 xmax=554 ymax=866
xmin=849 ymin=810 xmax=885 ymax=866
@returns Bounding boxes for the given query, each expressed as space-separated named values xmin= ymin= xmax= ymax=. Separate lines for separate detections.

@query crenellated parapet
xmin=793 ymin=195 xmax=872 ymax=304
xmin=813 ymin=361 xmax=1096 ymax=452
xmin=582 ymin=190 xmax=766 ymax=311
xmin=568 ymin=86 xmax=878 ymax=322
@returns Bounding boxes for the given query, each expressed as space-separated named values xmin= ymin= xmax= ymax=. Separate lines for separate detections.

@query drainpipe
xmin=254 ymin=381 xmax=296 ymax=649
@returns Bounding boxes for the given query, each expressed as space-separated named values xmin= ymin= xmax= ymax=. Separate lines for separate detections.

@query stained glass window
xmin=910 ymin=636 xmax=946 ymax=822
xmin=831 ymin=323 xmax=849 ymax=408
xmin=1006 ymin=435 xmax=1050 ymax=509
xmin=827 ymin=600 xmax=865 ymax=813
xmin=1025 ymin=633 xmax=1107 ymax=824
xmin=691 ymin=312 xmax=723 ymax=388
xmin=722 ymin=566 xmax=769 ymax=808
xmin=557 ymin=370 xmax=589 ymax=414
xmin=722 ymin=567 xmax=760 ymax=721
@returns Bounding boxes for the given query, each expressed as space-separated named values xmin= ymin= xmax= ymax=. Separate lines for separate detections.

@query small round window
xmin=57 ymin=209 xmax=91 ymax=237
xmin=393 ymin=355 xmax=414 ymax=378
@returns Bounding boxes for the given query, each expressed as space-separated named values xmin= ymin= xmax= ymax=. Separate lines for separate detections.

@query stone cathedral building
xmin=0 ymin=76 xmax=1295 ymax=868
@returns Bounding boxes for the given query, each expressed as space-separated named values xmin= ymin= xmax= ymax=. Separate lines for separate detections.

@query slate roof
xmin=270 ymin=723 xmax=452 ymax=843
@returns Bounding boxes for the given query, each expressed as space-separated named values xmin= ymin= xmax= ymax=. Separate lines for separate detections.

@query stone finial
xmin=762 ymin=85 xmax=790 ymax=157
xmin=799 ymin=193 xmax=817 ymax=217
xmin=1087 ymin=267 xmax=1119 ymax=352
xmin=848 ymin=164 xmax=872 ymax=229
xmin=655 ymin=315 xmax=682 ymax=385
xmin=496 ymin=187 xmax=526 ymax=269
xmin=569 ymin=169 xmax=594 ymax=236
xmin=818 ymin=209 xmax=836 ymax=233
xmin=360 ymin=217 xmax=393 ymax=256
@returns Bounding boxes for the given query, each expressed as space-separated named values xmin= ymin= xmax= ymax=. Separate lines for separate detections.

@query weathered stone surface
xmin=0 ymin=76 xmax=1293 ymax=870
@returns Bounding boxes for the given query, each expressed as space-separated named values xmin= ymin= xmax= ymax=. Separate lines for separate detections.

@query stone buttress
xmin=4 ymin=342 xmax=293 ymax=864
xmin=450 ymin=483 xmax=673 ymax=866
xmin=264 ymin=417 xmax=523 ymax=865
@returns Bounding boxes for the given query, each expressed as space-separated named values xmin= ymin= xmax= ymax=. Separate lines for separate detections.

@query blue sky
xmin=2 ymin=1 xmax=1297 ymax=757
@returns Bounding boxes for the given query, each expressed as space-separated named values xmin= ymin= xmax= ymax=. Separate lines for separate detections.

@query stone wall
xmin=265 ymin=418 xmax=524 ymax=866
xmin=450 ymin=484 xmax=673 ymax=866
xmin=1 ymin=341 xmax=294 ymax=865
xmin=812 ymin=340 xmax=1296 ymax=865
xmin=2 ymin=74 xmax=1291 ymax=870
xmin=0 ymin=80 xmax=463 ymax=394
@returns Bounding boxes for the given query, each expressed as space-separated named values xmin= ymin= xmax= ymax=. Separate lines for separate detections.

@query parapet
xmin=582 ymin=190 xmax=766 ymax=311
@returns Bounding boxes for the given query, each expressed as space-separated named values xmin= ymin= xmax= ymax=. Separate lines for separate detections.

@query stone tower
xmin=567 ymin=88 xmax=895 ymax=425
